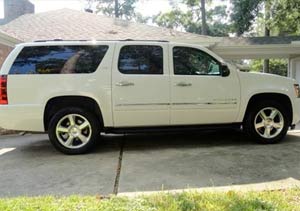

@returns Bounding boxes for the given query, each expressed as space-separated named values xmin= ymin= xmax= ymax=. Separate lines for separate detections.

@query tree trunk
xmin=263 ymin=1 xmax=270 ymax=73
xmin=201 ymin=0 xmax=208 ymax=35
xmin=263 ymin=59 xmax=270 ymax=73
xmin=115 ymin=0 xmax=119 ymax=18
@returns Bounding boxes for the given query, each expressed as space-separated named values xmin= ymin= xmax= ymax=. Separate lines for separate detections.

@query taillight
xmin=0 ymin=75 xmax=8 ymax=104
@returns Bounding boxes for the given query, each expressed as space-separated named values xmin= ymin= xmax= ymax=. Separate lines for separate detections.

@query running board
xmin=104 ymin=123 xmax=242 ymax=134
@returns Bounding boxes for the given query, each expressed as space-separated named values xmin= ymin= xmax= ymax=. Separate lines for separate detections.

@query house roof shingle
xmin=0 ymin=8 xmax=214 ymax=43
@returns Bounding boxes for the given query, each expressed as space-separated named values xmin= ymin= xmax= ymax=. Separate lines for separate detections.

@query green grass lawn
xmin=0 ymin=189 xmax=299 ymax=211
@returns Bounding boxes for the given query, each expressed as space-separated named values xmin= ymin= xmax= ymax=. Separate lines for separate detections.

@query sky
xmin=0 ymin=0 xmax=230 ymax=19
xmin=0 ymin=0 xmax=173 ymax=18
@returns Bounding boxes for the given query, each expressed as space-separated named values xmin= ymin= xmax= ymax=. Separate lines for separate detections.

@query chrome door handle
xmin=116 ymin=81 xmax=135 ymax=87
xmin=176 ymin=82 xmax=192 ymax=87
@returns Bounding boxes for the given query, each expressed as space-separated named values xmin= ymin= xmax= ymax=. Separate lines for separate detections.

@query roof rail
xmin=34 ymin=39 xmax=169 ymax=43
xmin=122 ymin=39 xmax=169 ymax=42
xmin=34 ymin=39 xmax=88 ymax=42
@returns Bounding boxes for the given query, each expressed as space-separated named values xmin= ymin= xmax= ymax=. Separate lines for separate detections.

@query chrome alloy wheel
xmin=254 ymin=107 xmax=284 ymax=139
xmin=55 ymin=114 xmax=92 ymax=149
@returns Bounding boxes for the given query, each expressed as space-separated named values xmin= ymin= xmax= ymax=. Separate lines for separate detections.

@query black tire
xmin=243 ymin=100 xmax=290 ymax=144
xmin=48 ymin=107 xmax=101 ymax=154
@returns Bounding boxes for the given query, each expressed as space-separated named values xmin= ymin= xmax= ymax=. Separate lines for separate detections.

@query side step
xmin=104 ymin=123 xmax=242 ymax=134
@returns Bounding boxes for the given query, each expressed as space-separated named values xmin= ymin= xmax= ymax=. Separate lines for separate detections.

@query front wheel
xmin=244 ymin=101 xmax=290 ymax=144
xmin=48 ymin=107 xmax=101 ymax=154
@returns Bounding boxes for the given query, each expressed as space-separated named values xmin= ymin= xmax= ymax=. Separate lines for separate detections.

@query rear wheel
xmin=244 ymin=101 xmax=289 ymax=144
xmin=48 ymin=107 xmax=101 ymax=154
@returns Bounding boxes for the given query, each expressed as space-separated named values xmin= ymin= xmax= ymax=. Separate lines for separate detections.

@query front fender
xmin=236 ymin=71 xmax=296 ymax=122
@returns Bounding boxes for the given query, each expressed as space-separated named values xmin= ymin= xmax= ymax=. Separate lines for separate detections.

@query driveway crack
xmin=113 ymin=135 xmax=125 ymax=195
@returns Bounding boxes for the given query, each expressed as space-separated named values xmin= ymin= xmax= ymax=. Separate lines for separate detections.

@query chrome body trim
xmin=115 ymin=102 xmax=237 ymax=106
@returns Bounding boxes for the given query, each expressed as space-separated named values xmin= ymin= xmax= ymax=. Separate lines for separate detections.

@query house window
xmin=118 ymin=45 xmax=163 ymax=74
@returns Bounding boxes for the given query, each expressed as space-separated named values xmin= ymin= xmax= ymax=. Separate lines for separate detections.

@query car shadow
xmin=11 ymin=130 xmax=300 ymax=155
xmin=117 ymin=130 xmax=297 ymax=151
xmin=115 ymin=131 xmax=300 ymax=192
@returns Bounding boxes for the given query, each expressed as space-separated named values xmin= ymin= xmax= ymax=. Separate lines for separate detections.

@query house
xmin=0 ymin=8 xmax=300 ymax=82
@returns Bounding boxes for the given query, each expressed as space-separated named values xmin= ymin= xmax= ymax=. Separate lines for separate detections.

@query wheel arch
xmin=44 ymin=96 xmax=104 ymax=131
xmin=243 ymin=93 xmax=293 ymax=125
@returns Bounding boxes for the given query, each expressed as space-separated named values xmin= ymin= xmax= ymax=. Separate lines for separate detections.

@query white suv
xmin=0 ymin=40 xmax=299 ymax=154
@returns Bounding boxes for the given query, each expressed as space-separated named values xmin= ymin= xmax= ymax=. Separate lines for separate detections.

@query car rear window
xmin=9 ymin=45 xmax=109 ymax=74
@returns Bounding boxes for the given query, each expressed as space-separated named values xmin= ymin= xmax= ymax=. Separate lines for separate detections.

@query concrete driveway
xmin=0 ymin=130 xmax=300 ymax=197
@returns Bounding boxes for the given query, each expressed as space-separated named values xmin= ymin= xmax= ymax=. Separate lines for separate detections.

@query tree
xmin=231 ymin=0 xmax=300 ymax=36
xmin=231 ymin=0 xmax=300 ymax=73
xmin=184 ymin=0 xmax=211 ymax=35
xmin=250 ymin=59 xmax=288 ymax=76
xmin=231 ymin=0 xmax=271 ymax=73
xmin=230 ymin=0 xmax=263 ymax=36
xmin=270 ymin=0 xmax=300 ymax=35
xmin=201 ymin=0 xmax=207 ymax=35
xmin=91 ymin=0 xmax=138 ymax=20
xmin=263 ymin=1 xmax=271 ymax=73
xmin=91 ymin=0 xmax=150 ymax=23
xmin=153 ymin=9 xmax=186 ymax=31
xmin=114 ymin=0 xmax=119 ymax=18
xmin=153 ymin=1 xmax=231 ymax=36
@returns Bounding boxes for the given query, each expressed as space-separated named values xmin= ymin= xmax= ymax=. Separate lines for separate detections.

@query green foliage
xmin=231 ymin=0 xmax=300 ymax=36
xmin=270 ymin=0 xmax=300 ymax=35
xmin=98 ymin=0 xmax=136 ymax=19
xmin=250 ymin=59 xmax=288 ymax=76
xmin=134 ymin=12 xmax=151 ymax=24
xmin=153 ymin=9 xmax=189 ymax=30
xmin=230 ymin=0 xmax=263 ymax=36
xmin=207 ymin=21 xmax=231 ymax=37
xmin=153 ymin=2 xmax=231 ymax=36
xmin=0 ymin=189 xmax=299 ymax=211
xmin=93 ymin=0 xmax=145 ymax=21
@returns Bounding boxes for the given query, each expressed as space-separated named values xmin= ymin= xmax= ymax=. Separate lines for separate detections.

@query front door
xmin=112 ymin=42 xmax=170 ymax=127
xmin=170 ymin=44 xmax=240 ymax=125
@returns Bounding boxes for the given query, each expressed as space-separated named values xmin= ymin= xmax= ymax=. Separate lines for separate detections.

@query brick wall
xmin=0 ymin=44 xmax=13 ymax=69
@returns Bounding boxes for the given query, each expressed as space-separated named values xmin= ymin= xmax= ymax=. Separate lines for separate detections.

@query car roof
xmin=14 ymin=39 xmax=224 ymax=63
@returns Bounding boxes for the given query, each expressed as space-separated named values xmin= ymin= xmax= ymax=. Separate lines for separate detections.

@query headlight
xmin=294 ymin=84 xmax=300 ymax=98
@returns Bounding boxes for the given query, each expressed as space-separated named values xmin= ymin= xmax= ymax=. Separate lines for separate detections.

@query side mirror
xmin=221 ymin=64 xmax=230 ymax=77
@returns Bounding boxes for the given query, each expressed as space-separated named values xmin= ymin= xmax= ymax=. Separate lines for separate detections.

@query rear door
xmin=112 ymin=42 xmax=170 ymax=127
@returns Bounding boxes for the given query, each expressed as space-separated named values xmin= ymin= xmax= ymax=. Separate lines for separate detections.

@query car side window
xmin=9 ymin=45 xmax=109 ymax=74
xmin=118 ymin=45 xmax=163 ymax=74
xmin=173 ymin=47 xmax=221 ymax=76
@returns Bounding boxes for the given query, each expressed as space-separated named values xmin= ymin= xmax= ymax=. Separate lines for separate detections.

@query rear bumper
xmin=0 ymin=104 xmax=45 ymax=132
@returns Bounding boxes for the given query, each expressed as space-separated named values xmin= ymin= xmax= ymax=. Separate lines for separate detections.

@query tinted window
xmin=9 ymin=45 xmax=109 ymax=74
xmin=173 ymin=47 xmax=221 ymax=75
xmin=118 ymin=45 xmax=163 ymax=74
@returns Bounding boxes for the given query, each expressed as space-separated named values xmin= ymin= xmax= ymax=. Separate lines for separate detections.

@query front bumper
xmin=292 ymin=98 xmax=300 ymax=125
